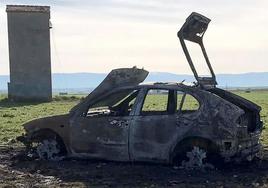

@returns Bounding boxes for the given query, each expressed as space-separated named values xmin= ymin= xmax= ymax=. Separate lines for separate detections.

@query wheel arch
xmin=30 ymin=128 xmax=67 ymax=154
xmin=170 ymin=136 xmax=220 ymax=163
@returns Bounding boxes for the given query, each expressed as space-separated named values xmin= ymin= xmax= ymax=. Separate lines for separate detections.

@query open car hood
xmin=178 ymin=12 xmax=217 ymax=88
xmin=70 ymin=67 xmax=149 ymax=116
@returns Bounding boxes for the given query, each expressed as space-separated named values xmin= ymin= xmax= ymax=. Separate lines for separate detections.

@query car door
xmin=129 ymin=88 xmax=178 ymax=162
xmin=70 ymin=89 xmax=139 ymax=161
xmin=70 ymin=115 xmax=131 ymax=161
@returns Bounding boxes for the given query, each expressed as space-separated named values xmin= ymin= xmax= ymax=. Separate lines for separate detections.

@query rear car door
xmin=129 ymin=88 xmax=178 ymax=162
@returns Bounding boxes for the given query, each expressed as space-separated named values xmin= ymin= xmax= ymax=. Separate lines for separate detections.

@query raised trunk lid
xmin=178 ymin=12 xmax=217 ymax=88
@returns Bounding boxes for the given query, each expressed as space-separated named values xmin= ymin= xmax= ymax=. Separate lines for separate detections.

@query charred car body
xmin=18 ymin=12 xmax=262 ymax=165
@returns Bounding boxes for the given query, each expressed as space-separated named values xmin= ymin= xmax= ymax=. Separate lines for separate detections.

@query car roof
xmin=105 ymin=81 xmax=200 ymax=92
xmin=140 ymin=81 xmax=192 ymax=86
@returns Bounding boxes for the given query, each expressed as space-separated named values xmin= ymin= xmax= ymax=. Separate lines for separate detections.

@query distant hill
xmin=0 ymin=72 xmax=268 ymax=92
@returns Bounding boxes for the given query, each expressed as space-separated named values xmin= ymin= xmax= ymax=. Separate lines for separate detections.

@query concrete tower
xmin=6 ymin=5 xmax=52 ymax=102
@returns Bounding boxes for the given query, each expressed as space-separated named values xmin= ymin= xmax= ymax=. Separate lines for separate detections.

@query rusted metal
xmin=17 ymin=13 xmax=263 ymax=165
xmin=178 ymin=12 xmax=217 ymax=88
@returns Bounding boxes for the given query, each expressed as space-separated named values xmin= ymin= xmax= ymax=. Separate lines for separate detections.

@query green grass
xmin=142 ymin=94 xmax=169 ymax=111
xmin=232 ymin=90 xmax=268 ymax=145
xmin=142 ymin=93 xmax=199 ymax=111
xmin=0 ymin=90 xmax=267 ymax=146
xmin=0 ymin=95 xmax=80 ymax=142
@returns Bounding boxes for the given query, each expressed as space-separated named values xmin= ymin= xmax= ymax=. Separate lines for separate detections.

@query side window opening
xmin=111 ymin=90 xmax=138 ymax=115
xmin=141 ymin=89 xmax=176 ymax=116
xmin=177 ymin=91 xmax=200 ymax=113
xmin=87 ymin=89 xmax=139 ymax=117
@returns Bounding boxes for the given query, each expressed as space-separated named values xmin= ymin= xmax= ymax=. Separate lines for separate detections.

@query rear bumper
xmin=220 ymin=130 xmax=262 ymax=162
xmin=234 ymin=131 xmax=262 ymax=162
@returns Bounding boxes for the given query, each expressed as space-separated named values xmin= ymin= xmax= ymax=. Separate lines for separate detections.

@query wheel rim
xmin=36 ymin=139 xmax=62 ymax=161
xmin=181 ymin=146 xmax=214 ymax=170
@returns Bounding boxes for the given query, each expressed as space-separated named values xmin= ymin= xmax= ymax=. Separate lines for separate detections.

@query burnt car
xmin=18 ymin=12 xmax=262 ymax=166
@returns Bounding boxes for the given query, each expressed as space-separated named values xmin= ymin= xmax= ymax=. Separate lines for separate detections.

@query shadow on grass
xmin=0 ymin=98 xmax=46 ymax=108
xmin=0 ymin=96 xmax=81 ymax=108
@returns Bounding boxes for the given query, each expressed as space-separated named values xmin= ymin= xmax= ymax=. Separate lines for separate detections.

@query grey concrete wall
xmin=6 ymin=5 xmax=52 ymax=102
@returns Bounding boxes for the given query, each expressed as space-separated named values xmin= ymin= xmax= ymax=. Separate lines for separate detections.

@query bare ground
xmin=1 ymin=145 xmax=268 ymax=187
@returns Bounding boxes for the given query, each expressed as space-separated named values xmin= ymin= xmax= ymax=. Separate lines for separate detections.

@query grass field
xmin=0 ymin=95 xmax=80 ymax=143
xmin=0 ymin=90 xmax=267 ymax=145
xmin=233 ymin=90 xmax=268 ymax=145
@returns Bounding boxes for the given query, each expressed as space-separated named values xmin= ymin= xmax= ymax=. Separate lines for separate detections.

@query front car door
xmin=70 ymin=89 xmax=139 ymax=161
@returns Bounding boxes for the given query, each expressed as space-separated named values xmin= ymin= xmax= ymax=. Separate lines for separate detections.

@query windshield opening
xmin=87 ymin=89 xmax=139 ymax=117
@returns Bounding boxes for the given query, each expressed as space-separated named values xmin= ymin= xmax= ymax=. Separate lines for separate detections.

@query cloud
xmin=0 ymin=0 xmax=268 ymax=76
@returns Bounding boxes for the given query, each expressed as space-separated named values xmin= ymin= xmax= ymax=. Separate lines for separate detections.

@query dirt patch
xmin=1 ymin=145 xmax=268 ymax=187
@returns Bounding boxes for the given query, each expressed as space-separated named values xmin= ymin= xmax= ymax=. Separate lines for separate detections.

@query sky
xmin=0 ymin=0 xmax=268 ymax=75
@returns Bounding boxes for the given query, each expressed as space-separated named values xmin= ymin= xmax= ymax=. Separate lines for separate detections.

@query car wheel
xmin=181 ymin=146 xmax=214 ymax=169
xmin=35 ymin=138 xmax=65 ymax=161
xmin=173 ymin=139 xmax=223 ymax=169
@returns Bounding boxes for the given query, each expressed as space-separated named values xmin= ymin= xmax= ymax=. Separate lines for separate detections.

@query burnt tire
xmin=31 ymin=131 xmax=67 ymax=161
xmin=173 ymin=139 xmax=223 ymax=169
xmin=36 ymin=138 xmax=65 ymax=161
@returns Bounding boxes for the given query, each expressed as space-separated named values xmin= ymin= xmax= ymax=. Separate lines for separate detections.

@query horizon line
xmin=0 ymin=71 xmax=268 ymax=76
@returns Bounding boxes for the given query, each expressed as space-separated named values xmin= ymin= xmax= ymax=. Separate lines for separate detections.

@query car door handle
xmin=109 ymin=119 xmax=129 ymax=127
